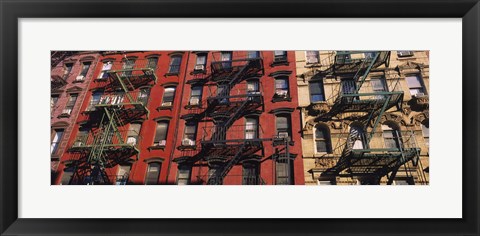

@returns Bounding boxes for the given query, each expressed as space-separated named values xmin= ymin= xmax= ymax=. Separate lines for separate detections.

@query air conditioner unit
xmin=307 ymin=58 xmax=319 ymax=64
xmin=62 ymin=108 xmax=72 ymax=115
xmin=182 ymin=139 xmax=195 ymax=146
xmin=189 ymin=98 xmax=200 ymax=105
xmin=126 ymin=137 xmax=137 ymax=145
xmin=278 ymin=132 xmax=289 ymax=138
xmin=194 ymin=64 xmax=205 ymax=71
xmin=414 ymin=92 xmax=425 ymax=97
xmin=398 ymin=51 xmax=414 ymax=57
xmin=275 ymin=90 xmax=288 ymax=97
xmin=73 ymin=141 xmax=83 ymax=147
xmin=157 ymin=140 xmax=166 ymax=146
xmin=162 ymin=102 xmax=173 ymax=107
xmin=75 ymin=75 xmax=85 ymax=81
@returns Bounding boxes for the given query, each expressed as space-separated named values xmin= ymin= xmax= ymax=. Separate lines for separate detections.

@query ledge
xmin=156 ymin=106 xmax=173 ymax=111
xmin=147 ymin=145 xmax=166 ymax=151
xmin=272 ymin=96 xmax=292 ymax=103
xmin=57 ymin=113 xmax=71 ymax=118
xmin=270 ymin=61 xmax=289 ymax=67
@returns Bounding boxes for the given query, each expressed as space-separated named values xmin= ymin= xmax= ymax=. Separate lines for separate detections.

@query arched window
xmin=382 ymin=122 xmax=401 ymax=149
xmin=137 ymin=87 xmax=150 ymax=105
xmin=349 ymin=124 xmax=366 ymax=150
xmin=161 ymin=87 xmax=176 ymax=107
xmin=168 ymin=55 xmax=182 ymax=74
xmin=145 ymin=162 xmax=161 ymax=185
xmin=127 ymin=123 xmax=142 ymax=146
xmin=245 ymin=117 xmax=258 ymax=139
xmin=315 ymin=124 xmax=332 ymax=153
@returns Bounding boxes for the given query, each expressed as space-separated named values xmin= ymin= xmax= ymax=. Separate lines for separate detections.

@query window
xmin=306 ymin=51 xmax=319 ymax=64
xmin=62 ymin=94 xmax=77 ymax=115
xmin=98 ymin=61 xmax=113 ymax=79
xmin=64 ymin=63 xmax=73 ymax=79
xmin=189 ymin=86 xmax=202 ymax=106
xmin=217 ymin=85 xmax=229 ymax=104
xmin=116 ymin=165 xmax=131 ymax=185
xmin=51 ymin=129 xmax=64 ymax=155
xmin=50 ymin=95 xmax=59 ymax=112
xmin=382 ymin=123 xmax=401 ymax=149
xmin=154 ymin=121 xmax=169 ymax=146
xmin=421 ymin=121 xmax=429 ymax=147
xmin=60 ymin=167 xmax=74 ymax=185
xmin=350 ymin=125 xmax=365 ymax=149
xmin=276 ymin=159 xmax=293 ymax=185
xmin=147 ymin=57 xmax=158 ymax=70
xmin=243 ymin=163 xmax=259 ymax=185
xmin=87 ymin=91 xmax=102 ymax=111
xmin=371 ymin=77 xmax=388 ymax=99
xmin=76 ymin=62 xmax=91 ymax=81
xmin=247 ymin=51 xmax=260 ymax=59
xmin=309 ymin=80 xmax=325 ymax=102
xmin=247 ymin=80 xmax=260 ymax=101
xmin=182 ymin=123 xmax=197 ymax=146
xmin=276 ymin=115 xmax=291 ymax=138
xmin=127 ymin=123 xmax=141 ymax=146
xmin=208 ymin=166 xmax=223 ymax=185
xmin=145 ymin=162 xmax=161 ymax=185
xmin=315 ymin=125 xmax=331 ymax=153
xmin=221 ymin=51 xmax=232 ymax=69
xmin=393 ymin=177 xmax=414 ymax=185
xmin=245 ymin=117 xmax=258 ymax=139
xmin=177 ymin=165 xmax=191 ymax=185
xmin=318 ymin=179 xmax=336 ymax=185
xmin=274 ymin=51 xmax=287 ymax=62
xmin=405 ymin=75 xmax=426 ymax=96
xmin=137 ymin=87 xmax=150 ymax=105
xmin=73 ymin=128 xmax=89 ymax=147
xmin=162 ymin=87 xmax=176 ymax=107
xmin=195 ymin=54 xmax=207 ymax=71
xmin=122 ymin=59 xmax=135 ymax=77
xmin=397 ymin=51 xmax=414 ymax=57
xmin=274 ymin=76 xmax=289 ymax=97
xmin=168 ymin=55 xmax=182 ymax=74
xmin=341 ymin=78 xmax=356 ymax=95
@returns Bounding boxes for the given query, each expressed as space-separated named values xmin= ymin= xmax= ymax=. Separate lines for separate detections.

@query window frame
xmin=309 ymin=80 xmax=326 ymax=102
xmin=168 ymin=55 xmax=182 ymax=74
xmin=145 ymin=162 xmax=162 ymax=185
xmin=161 ymin=86 xmax=176 ymax=107
xmin=314 ymin=124 xmax=332 ymax=154
xmin=405 ymin=74 xmax=426 ymax=96
xmin=153 ymin=121 xmax=169 ymax=146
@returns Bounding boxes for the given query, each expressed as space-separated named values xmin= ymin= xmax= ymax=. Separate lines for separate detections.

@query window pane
xmin=147 ymin=57 xmax=158 ymax=69
xmin=145 ymin=162 xmax=161 ymax=185
xmin=421 ymin=123 xmax=429 ymax=138
xmin=80 ymin=62 xmax=91 ymax=76
xmin=315 ymin=127 xmax=326 ymax=139
xmin=406 ymin=75 xmax=422 ymax=88
xmin=154 ymin=122 xmax=168 ymax=143
xmin=276 ymin=116 xmax=288 ymax=130
xmin=60 ymin=170 xmax=73 ymax=185
xmin=316 ymin=140 xmax=328 ymax=152
xmin=191 ymin=86 xmax=202 ymax=96
xmin=275 ymin=78 xmax=288 ymax=89
xmin=371 ymin=78 xmax=387 ymax=91
xmin=196 ymin=55 xmax=206 ymax=65
xmin=163 ymin=87 xmax=176 ymax=103
xmin=274 ymin=51 xmax=286 ymax=56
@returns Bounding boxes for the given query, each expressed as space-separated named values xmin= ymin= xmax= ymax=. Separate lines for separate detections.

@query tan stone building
xmin=295 ymin=51 xmax=429 ymax=185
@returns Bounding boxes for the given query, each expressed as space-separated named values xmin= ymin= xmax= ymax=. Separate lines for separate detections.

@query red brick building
xmin=53 ymin=51 xmax=304 ymax=185
xmin=50 ymin=51 xmax=101 ymax=183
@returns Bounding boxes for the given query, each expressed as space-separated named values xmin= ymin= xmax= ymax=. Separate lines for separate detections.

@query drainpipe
xmin=165 ymin=51 xmax=191 ymax=184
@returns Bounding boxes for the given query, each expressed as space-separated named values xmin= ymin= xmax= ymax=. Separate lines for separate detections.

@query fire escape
xmin=68 ymin=59 xmax=156 ymax=184
xmin=180 ymin=52 xmax=291 ymax=185
xmin=317 ymin=51 xmax=421 ymax=184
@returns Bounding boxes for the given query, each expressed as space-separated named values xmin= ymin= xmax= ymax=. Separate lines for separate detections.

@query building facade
xmin=296 ymin=51 xmax=429 ymax=185
xmin=53 ymin=51 xmax=304 ymax=185
xmin=50 ymin=51 xmax=101 ymax=183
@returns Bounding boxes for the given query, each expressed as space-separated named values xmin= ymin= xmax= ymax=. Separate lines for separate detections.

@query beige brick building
xmin=296 ymin=51 xmax=429 ymax=185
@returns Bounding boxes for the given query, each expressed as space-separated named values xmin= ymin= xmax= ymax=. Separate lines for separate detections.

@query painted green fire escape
xmin=318 ymin=51 xmax=420 ymax=184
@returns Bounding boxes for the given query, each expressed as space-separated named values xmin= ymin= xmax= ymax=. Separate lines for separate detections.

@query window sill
xmin=157 ymin=106 xmax=173 ymax=111
xmin=148 ymin=145 xmax=166 ymax=151
xmin=272 ymin=96 xmax=292 ymax=103
xmin=165 ymin=72 xmax=180 ymax=76
xmin=270 ymin=61 xmax=289 ymax=67
xmin=191 ymin=70 xmax=207 ymax=75
xmin=95 ymin=78 xmax=108 ymax=82
xmin=184 ymin=104 xmax=202 ymax=109
xmin=177 ymin=145 xmax=197 ymax=151
xmin=273 ymin=140 xmax=295 ymax=147
xmin=57 ymin=113 xmax=71 ymax=118
xmin=72 ymin=80 xmax=85 ymax=84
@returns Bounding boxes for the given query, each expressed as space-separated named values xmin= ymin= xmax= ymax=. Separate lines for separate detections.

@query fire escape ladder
xmin=354 ymin=52 xmax=380 ymax=93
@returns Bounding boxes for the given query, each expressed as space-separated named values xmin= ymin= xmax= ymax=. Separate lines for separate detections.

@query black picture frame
xmin=1 ymin=0 xmax=478 ymax=235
